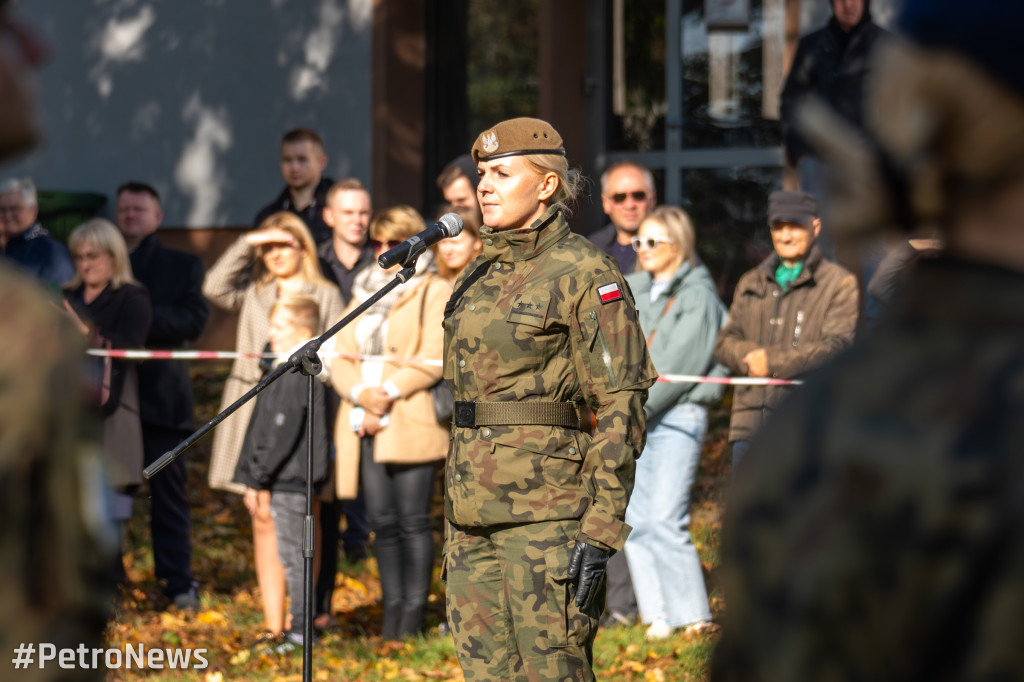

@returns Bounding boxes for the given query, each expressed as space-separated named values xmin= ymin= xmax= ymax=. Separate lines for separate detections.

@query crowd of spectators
xmin=6 ymin=0 xmax=1024 ymax=676
xmin=6 ymin=0 xmax=1000 ymax=661
xmin=1 ymin=140 xmax=864 ymax=654
xmin=0 ymin=98 xmax=866 ymax=645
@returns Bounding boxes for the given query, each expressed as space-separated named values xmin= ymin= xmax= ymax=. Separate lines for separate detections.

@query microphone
xmin=377 ymin=212 xmax=464 ymax=269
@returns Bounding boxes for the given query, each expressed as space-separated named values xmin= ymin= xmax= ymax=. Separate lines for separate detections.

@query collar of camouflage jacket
xmin=479 ymin=205 xmax=568 ymax=262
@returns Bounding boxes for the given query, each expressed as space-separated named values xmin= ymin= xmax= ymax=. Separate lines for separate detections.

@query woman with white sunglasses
xmin=624 ymin=206 xmax=729 ymax=640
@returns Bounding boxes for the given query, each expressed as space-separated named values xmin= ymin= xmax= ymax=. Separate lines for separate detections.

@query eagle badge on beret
xmin=482 ymin=132 xmax=499 ymax=153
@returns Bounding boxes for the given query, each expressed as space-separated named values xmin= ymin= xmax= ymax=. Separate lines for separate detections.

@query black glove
xmin=567 ymin=540 xmax=612 ymax=610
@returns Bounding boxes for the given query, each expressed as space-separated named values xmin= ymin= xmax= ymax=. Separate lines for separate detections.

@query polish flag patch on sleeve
xmin=597 ymin=282 xmax=623 ymax=304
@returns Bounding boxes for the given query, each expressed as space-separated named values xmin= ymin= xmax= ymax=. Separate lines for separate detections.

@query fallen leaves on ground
xmin=104 ymin=368 xmax=729 ymax=681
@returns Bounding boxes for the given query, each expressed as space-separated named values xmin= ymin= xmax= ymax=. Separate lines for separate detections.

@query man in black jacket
xmin=315 ymin=178 xmax=374 ymax=627
xmin=0 ymin=177 xmax=75 ymax=289
xmin=254 ymin=128 xmax=334 ymax=245
xmin=781 ymin=0 xmax=886 ymax=173
xmin=318 ymin=178 xmax=375 ymax=305
xmin=117 ymin=181 xmax=209 ymax=610
xmin=781 ymin=0 xmax=888 ymax=309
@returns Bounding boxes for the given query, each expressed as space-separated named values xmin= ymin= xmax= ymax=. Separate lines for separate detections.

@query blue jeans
xmin=624 ymin=403 xmax=712 ymax=628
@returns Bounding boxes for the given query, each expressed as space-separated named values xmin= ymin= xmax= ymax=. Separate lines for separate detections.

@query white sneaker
xmin=645 ymin=619 xmax=674 ymax=641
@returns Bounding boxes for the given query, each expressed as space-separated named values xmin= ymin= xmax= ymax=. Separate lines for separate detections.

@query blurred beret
xmin=471 ymin=117 xmax=565 ymax=163
xmin=768 ymin=190 xmax=818 ymax=226
xmin=900 ymin=0 xmax=1024 ymax=99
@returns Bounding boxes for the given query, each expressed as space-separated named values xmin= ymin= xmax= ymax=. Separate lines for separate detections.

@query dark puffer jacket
xmin=233 ymin=364 xmax=329 ymax=494
xmin=780 ymin=3 xmax=888 ymax=166
xmin=714 ymin=246 xmax=859 ymax=442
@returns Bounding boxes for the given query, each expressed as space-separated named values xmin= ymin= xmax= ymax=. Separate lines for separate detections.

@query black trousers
xmin=142 ymin=424 xmax=195 ymax=597
xmin=360 ymin=437 xmax=438 ymax=639
xmin=605 ymin=551 xmax=638 ymax=621
xmin=316 ymin=463 xmax=370 ymax=616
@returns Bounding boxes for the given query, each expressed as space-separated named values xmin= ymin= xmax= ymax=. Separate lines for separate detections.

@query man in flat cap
xmin=714 ymin=190 xmax=859 ymax=471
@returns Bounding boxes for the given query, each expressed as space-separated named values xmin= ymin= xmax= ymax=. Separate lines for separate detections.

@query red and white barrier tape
xmin=86 ymin=348 xmax=443 ymax=367
xmin=86 ymin=349 xmax=799 ymax=386
xmin=658 ymin=374 xmax=801 ymax=387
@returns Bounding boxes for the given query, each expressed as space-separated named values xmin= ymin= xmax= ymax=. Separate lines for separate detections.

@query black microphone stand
xmin=144 ymin=263 xmax=419 ymax=682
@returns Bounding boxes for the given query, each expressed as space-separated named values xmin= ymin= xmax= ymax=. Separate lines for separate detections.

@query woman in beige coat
xmin=330 ymin=205 xmax=451 ymax=640
xmin=203 ymin=212 xmax=343 ymax=638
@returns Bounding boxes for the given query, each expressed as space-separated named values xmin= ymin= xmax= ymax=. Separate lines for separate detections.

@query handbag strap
xmin=416 ymin=278 xmax=443 ymax=380
xmin=645 ymin=296 xmax=677 ymax=349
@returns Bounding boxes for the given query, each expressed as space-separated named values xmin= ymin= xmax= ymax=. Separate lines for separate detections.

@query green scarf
xmin=775 ymin=261 xmax=804 ymax=292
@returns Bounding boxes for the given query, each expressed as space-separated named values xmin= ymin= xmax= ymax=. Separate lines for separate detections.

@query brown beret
xmin=471 ymin=117 xmax=566 ymax=163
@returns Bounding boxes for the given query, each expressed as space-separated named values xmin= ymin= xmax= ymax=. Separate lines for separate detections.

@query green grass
xmin=107 ymin=366 xmax=730 ymax=680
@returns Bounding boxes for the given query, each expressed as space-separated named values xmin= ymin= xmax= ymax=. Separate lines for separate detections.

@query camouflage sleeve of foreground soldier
xmin=0 ymin=266 xmax=114 ymax=680
xmin=569 ymin=263 xmax=657 ymax=551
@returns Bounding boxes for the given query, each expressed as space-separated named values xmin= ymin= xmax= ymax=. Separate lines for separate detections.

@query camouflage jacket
xmin=442 ymin=206 xmax=657 ymax=551
xmin=712 ymin=258 xmax=1024 ymax=681
xmin=0 ymin=266 xmax=112 ymax=679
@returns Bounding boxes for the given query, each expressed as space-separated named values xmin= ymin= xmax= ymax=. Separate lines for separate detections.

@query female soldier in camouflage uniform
xmin=442 ymin=117 xmax=657 ymax=681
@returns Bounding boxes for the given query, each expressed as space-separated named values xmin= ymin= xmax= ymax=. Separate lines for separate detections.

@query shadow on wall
xmin=16 ymin=0 xmax=372 ymax=228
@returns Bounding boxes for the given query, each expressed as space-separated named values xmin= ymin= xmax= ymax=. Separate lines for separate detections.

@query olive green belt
xmin=453 ymin=401 xmax=580 ymax=430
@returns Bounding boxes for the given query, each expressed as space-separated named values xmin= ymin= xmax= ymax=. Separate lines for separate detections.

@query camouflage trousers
xmin=445 ymin=518 xmax=601 ymax=682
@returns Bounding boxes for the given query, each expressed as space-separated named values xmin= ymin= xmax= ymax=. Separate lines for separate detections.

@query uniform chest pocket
xmin=506 ymin=293 xmax=550 ymax=329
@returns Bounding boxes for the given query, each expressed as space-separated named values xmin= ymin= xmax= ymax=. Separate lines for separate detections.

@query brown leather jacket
xmin=714 ymin=246 xmax=859 ymax=442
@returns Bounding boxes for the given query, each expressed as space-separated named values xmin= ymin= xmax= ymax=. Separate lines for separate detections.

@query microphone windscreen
xmin=439 ymin=212 xmax=464 ymax=237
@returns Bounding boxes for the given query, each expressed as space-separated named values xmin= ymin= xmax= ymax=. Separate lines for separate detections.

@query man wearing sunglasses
xmin=714 ymin=190 xmax=859 ymax=472
xmin=586 ymin=160 xmax=657 ymax=630
xmin=590 ymin=161 xmax=657 ymax=273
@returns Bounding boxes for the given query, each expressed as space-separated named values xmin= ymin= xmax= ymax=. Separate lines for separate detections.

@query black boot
xmin=398 ymin=604 xmax=425 ymax=639
xmin=382 ymin=603 xmax=404 ymax=641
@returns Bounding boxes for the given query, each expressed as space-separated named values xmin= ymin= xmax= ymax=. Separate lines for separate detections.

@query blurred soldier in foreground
xmin=0 ymin=0 xmax=47 ymax=160
xmin=713 ymin=1 xmax=1024 ymax=679
xmin=0 ymin=2 xmax=113 ymax=678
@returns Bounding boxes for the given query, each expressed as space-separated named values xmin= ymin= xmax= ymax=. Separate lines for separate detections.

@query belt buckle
xmin=454 ymin=401 xmax=477 ymax=428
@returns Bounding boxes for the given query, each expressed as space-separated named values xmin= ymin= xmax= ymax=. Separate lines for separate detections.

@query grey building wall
xmin=8 ymin=0 xmax=372 ymax=228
